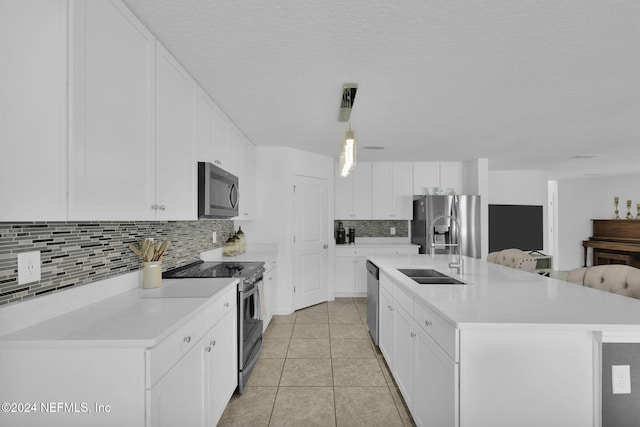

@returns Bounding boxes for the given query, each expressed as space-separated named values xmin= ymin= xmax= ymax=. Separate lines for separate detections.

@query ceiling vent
xmin=338 ymin=83 xmax=358 ymax=122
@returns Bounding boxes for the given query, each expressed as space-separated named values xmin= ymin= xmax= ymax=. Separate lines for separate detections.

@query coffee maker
xmin=336 ymin=222 xmax=346 ymax=244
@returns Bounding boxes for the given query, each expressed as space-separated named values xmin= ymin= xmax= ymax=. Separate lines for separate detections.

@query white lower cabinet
xmin=392 ymin=304 xmax=415 ymax=411
xmin=263 ymin=261 xmax=278 ymax=331
xmin=413 ymin=326 xmax=459 ymax=427
xmin=0 ymin=285 xmax=237 ymax=427
xmin=148 ymin=333 xmax=208 ymax=427
xmin=378 ymin=287 xmax=394 ymax=362
xmin=207 ymin=308 xmax=238 ymax=425
xmin=379 ymin=278 xmax=459 ymax=427
xmin=334 ymin=246 xmax=417 ymax=296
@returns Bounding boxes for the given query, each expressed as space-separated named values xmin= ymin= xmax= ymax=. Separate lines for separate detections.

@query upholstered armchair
xmin=486 ymin=248 xmax=537 ymax=273
xmin=567 ymin=265 xmax=640 ymax=299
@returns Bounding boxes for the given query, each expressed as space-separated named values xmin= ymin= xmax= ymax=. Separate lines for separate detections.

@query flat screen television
xmin=489 ymin=204 xmax=543 ymax=253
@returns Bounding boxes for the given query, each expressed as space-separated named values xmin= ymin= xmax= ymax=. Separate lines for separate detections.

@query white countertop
xmin=201 ymin=245 xmax=277 ymax=263
xmin=370 ymin=254 xmax=640 ymax=331
xmin=0 ymin=278 xmax=238 ymax=348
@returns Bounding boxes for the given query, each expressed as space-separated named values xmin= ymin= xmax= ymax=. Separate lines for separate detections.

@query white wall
xmin=556 ymin=174 xmax=640 ymax=271
xmin=241 ymin=147 xmax=334 ymax=315
xmin=488 ymin=170 xmax=550 ymax=254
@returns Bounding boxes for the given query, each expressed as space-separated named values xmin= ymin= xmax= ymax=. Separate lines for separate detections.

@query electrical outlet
xmin=612 ymin=365 xmax=631 ymax=394
xmin=390 ymin=227 xmax=396 ymax=235
xmin=18 ymin=251 xmax=41 ymax=285
xmin=212 ymin=232 xmax=217 ymax=244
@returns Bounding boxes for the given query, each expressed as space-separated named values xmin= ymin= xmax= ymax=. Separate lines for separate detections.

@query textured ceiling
xmin=122 ymin=0 xmax=640 ymax=179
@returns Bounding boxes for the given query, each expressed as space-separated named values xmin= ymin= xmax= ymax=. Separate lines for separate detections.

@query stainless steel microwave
xmin=197 ymin=162 xmax=239 ymax=218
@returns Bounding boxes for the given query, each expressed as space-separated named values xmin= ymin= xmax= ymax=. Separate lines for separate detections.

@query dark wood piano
xmin=582 ymin=219 xmax=640 ymax=267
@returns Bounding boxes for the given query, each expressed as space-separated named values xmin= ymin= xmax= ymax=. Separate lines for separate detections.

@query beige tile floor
xmin=217 ymin=297 xmax=415 ymax=427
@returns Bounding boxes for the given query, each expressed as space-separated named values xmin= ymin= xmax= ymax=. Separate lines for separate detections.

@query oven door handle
xmin=241 ymin=284 xmax=258 ymax=298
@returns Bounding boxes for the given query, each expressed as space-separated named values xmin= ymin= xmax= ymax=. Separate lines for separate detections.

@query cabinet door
xmin=237 ymin=140 xmax=256 ymax=219
xmin=148 ymin=334 xmax=207 ymax=427
xmin=392 ymin=163 xmax=413 ymax=219
xmin=263 ymin=265 xmax=277 ymax=331
xmin=207 ymin=308 xmax=238 ymax=426
xmin=393 ymin=305 xmax=415 ymax=412
xmin=371 ymin=163 xmax=393 ymax=219
xmin=354 ymin=258 xmax=368 ymax=294
xmin=352 ymin=163 xmax=372 ymax=219
xmin=440 ymin=162 xmax=462 ymax=195
xmin=69 ymin=0 xmax=156 ymax=220
xmin=334 ymin=165 xmax=354 ymax=219
xmin=1 ymin=0 xmax=68 ymax=221
xmin=378 ymin=288 xmax=394 ymax=363
xmin=196 ymin=89 xmax=215 ymax=164
xmin=212 ymin=107 xmax=230 ymax=170
xmin=227 ymin=126 xmax=244 ymax=177
xmin=335 ymin=256 xmax=356 ymax=294
xmin=413 ymin=326 xmax=458 ymax=427
xmin=413 ymin=162 xmax=440 ymax=195
xmin=155 ymin=43 xmax=197 ymax=220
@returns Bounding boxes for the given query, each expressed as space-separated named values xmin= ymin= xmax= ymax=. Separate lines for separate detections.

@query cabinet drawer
xmin=147 ymin=308 xmax=208 ymax=387
xmin=393 ymin=282 xmax=413 ymax=316
xmin=375 ymin=247 xmax=419 ymax=255
xmin=380 ymin=271 xmax=394 ymax=295
xmin=336 ymin=247 xmax=376 ymax=257
xmin=414 ymin=299 xmax=458 ymax=361
xmin=206 ymin=284 xmax=237 ymax=327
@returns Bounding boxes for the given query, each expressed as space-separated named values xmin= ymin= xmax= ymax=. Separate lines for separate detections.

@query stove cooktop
xmin=162 ymin=261 xmax=263 ymax=279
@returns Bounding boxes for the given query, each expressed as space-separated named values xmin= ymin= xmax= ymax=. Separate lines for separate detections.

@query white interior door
xmin=293 ymin=175 xmax=328 ymax=310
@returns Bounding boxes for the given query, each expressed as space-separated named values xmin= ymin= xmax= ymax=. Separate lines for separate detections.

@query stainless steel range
xmin=163 ymin=260 xmax=264 ymax=393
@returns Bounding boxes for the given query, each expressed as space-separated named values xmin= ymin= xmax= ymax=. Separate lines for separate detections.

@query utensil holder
xmin=142 ymin=261 xmax=162 ymax=289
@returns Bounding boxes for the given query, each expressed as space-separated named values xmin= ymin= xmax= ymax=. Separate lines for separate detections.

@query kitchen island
xmin=370 ymin=254 xmax=640 ymax=427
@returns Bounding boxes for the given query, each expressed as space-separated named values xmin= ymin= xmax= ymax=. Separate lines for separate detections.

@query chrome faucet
xmin=429 ymin=215 xmax=464 ymax=275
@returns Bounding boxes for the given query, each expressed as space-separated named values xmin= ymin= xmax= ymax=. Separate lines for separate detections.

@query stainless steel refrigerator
xmin=411 ymin=195 xmax=481 ymax=258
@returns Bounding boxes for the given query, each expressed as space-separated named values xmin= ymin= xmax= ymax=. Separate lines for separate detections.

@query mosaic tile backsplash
xmin=0 ymin=221 xmax=234 ymax=306
xmin=334 ymin=220 xmax=408 ymax=238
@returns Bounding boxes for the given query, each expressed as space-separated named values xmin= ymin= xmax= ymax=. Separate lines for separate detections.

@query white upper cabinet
xmin=439 ymin=162 xmax=463 ymax=195
xmin=335 ymin=162 xmax=371 ymax=219
xmin=154 ymin=43 xmax=197 ymax=220
xmin=1 ymin=0 xmax=68 ymax=221
xmin=212 ymin=107 xmax=230 ymax=171
xmin=412 ymin=162 xmax=439 ymax=195
xmin=371 ymin=163 xmax=413 ymax=219
xmin=68 ymin=0 xmax=156 ymax=220
xmin=196 ymin=89 xmax=215 ymax=164
xmin=237 ymin=140 xmax=256 ymax=219
xmin=413 ymin=162 xmax=463 ymax=195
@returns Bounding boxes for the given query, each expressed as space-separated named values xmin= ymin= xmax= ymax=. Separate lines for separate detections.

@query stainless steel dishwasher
xmin=366 ymin=260 xmax=380 ymax=345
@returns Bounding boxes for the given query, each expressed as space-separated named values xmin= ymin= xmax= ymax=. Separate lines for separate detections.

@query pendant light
xmin=340 ymin=124 xmax=356 ymax=177
xmin=338 ymin=83 xmax=358 ymax=177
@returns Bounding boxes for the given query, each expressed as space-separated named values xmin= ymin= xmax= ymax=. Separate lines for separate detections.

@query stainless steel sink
xmin=397 ymin=268 xmax=466 ymax=285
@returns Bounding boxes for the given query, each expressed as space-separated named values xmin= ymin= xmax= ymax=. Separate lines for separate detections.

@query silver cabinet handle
xmin=205 ymin=346 xmax=212 ymax=353
xmin=224 ymin=302 xmax=229 ymax=307
xmin=159 ymin=205 xmax=166 ymax=211
xmin=323 ymin=244 xmax=328 ymax=249
xmin=210 ymin=340 xmax=216 ymax=347
xmin=151 ymin=204 xmax=158 ymax=210
xmin=410 ymin=332 xmax=416 ymax=338
xmin=388 ymin=305 xmax=393 ymax=311
xmin=183 ymin=336 xmax=191 ymax=343
xmin=425 ymin=320 xmax=432 ymax=327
